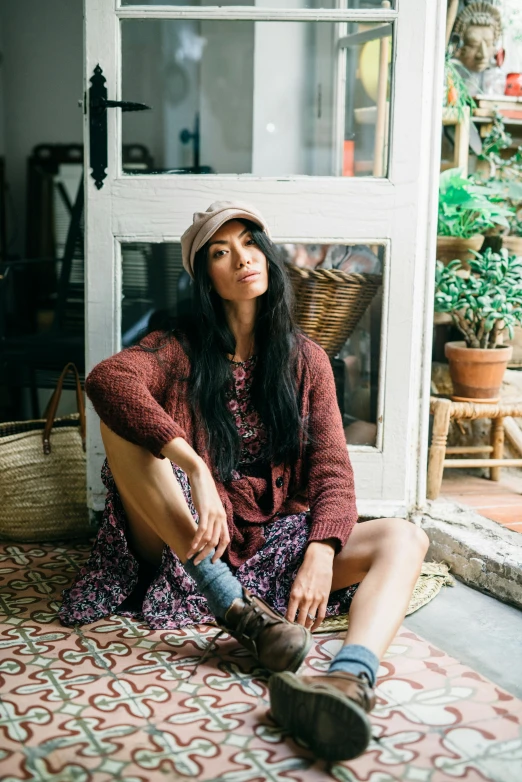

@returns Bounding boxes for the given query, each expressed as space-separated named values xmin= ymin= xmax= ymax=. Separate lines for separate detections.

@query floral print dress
xmin=59 ymin=356 xmax=359 ymax=630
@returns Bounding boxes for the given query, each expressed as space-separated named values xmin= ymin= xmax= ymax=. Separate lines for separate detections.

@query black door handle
xmin=89 ymin=64 xmax=151 ymax=189
xmin=92 ymin=97 xmax=151 ymax=113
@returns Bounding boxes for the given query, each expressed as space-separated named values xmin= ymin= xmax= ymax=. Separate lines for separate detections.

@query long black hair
xmin=170 ymin=220 xmax=305 ymax=482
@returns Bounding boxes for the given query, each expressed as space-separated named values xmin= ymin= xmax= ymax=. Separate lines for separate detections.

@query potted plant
xmin=475 ymin=112 xmax=522 ymax=256
xmin=434 ymin=248 xmax=522 ymax=402
xmin=437 ymin=168 xmax=512 ymax=266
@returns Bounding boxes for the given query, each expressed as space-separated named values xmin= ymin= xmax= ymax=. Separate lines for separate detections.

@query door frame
xmin=83 ymin=0 xmax=446 ymax=520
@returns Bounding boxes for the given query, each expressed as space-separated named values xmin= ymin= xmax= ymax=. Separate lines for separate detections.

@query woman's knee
xmin=100 ymin=420 xmax=127 ymax=452
xmin=100 ymin=420 xmax=134 ymax=448
xmin=100 ymin=420 xmax=156 ymax=466
xmin=373 ymin=517 xmax=430 ymax=556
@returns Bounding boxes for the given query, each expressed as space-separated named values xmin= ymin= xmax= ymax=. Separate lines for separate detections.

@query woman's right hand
xmin=161 ymin=437 xmax=230 ymax=565
xmin=185 ymin=462 xmax=230 ymax=565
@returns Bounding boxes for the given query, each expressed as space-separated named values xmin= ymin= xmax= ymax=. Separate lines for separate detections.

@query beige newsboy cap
xmin=180 ymin=200 xmax=270 ymax=279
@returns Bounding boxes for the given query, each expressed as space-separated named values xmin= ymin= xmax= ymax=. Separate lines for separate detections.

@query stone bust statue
xmin=451 ymin=1 xmax=505 ymax=95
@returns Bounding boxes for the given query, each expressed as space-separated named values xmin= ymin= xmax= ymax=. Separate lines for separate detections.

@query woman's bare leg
xmin=100 ymin=421 xmax=198 ymax=566
xmin=101 ymin=422 xmax=313 ymax=674
xmin=330 ymin=518 xmax=429 ymax=660
xmin=268 ymin=519 xmax=428 ymax=762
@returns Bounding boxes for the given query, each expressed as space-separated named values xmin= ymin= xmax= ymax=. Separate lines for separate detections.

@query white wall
xmin=161 ymin=20 xmax=201 ymax=171
xmin=251 ymin=0 xmax=336 ymax=177
xmin=0 ymin=0 xmax=83 ymax=257
xmin=252 ymin=20 xmax=310 ymax=176
xmin=199 ymin=19 xmax=254 ymax=174
xmin=309 ymin=22 xmax=339 ymax=176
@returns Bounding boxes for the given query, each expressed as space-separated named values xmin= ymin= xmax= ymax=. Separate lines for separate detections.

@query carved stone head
xmin=453 ymin=2 xmax=502 ymax=73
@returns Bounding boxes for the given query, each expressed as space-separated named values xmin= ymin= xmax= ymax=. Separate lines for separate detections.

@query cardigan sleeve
xmin=303 ymin=342 xmax=359 ymax=551
xmin=85 ymin=331 xmax=187 ymax=458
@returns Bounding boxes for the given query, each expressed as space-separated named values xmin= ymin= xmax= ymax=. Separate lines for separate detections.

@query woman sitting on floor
xmin=59 ymin=201 xmax=429 ymax=761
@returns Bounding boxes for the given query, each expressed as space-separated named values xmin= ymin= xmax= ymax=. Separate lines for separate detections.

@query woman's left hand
xmin=286 ymin=541 xmax=335 ymax=633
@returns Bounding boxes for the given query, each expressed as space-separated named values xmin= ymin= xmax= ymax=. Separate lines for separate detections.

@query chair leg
xmin=427 ymin=399 xmax=452 ymax=500
xmin=490 ymin=417 xmax=504 ymax=482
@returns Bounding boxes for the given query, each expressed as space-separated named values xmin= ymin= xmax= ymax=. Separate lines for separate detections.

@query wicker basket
xmin=0 ymin=363 xmax=92 ymax=542
xmin=0 ymin=414 xmax=91 ymax=541
xmin=286 ymin=264 xmax=382 ymax=358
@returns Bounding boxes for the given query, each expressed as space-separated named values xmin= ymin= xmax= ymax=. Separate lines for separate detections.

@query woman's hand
xmin=186 ymin=462 xmax=230 ymax=564
xmin=286 ymin=541 xmax=335 ymax=632
xmin=161 ymin=437 xmax=229 ymax=565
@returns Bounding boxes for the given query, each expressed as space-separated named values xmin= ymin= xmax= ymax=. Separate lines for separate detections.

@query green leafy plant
xmin=438 ymin=168 xmax=513 ymax=239
xmin=509 ymin=214 xmax=522 ymax=237
xmin=478 ymin=111 xmax=522 ymax=236
xmin=476 ymin=114 xmax=522 ymax=237
xmin=434 ymin=248 xmax=522 ymax=349
xmin=479 ymin=112 xmax=522 ymax=185
xmin=443 ymin=57 xmax=476 ymax=121
xmin=479 ymin=178 xmax=522 ymax=237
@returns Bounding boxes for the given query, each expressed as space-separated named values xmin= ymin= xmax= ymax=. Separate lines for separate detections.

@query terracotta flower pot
xmin=436 ymin=235 xmax=483 ymax=268
xmin=502 ymin=236 xmax=522 ymax=257
xmin=445 ymin=341 xmax=513 ymax=403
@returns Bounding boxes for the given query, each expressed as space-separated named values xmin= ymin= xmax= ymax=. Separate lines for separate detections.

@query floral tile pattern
xmin=0 ymin=541 xmax=521 ymax=782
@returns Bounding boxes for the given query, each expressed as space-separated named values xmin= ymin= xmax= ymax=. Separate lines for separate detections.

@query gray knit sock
xmin=183 ymin=551 xmax=243 ymax=619
xmin=328 ymin=644 xmax=380 ymax=687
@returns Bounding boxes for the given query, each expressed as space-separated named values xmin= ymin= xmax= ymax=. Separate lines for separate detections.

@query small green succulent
xmin=434 ymin=248 xmax=522 ymax=349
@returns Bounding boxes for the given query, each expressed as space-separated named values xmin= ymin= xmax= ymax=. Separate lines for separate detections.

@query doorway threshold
xmin=420 ymin=496 xmax=522 ymax=610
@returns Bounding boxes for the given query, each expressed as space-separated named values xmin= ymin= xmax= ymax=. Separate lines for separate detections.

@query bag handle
xmin=42 ymin=363 xmax=86 ymax=454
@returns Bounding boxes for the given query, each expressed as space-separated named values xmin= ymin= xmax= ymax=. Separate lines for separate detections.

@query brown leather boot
xmin=218 ymin=588 xmax=312 ymax=673
xmin=268 ymin=670 xmax=376 ymax=761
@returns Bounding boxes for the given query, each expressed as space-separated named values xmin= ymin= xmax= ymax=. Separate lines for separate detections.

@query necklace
xmin=228 ymin=340 xmax=256 ymax=364
xmin=229 ymin=354 xmax=256 ymax=366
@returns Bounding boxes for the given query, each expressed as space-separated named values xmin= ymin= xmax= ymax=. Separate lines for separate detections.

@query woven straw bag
xmin=287 ymin=263 xmax=382 ymax=359
xmin=0 ymin=363 xmax=93 ymax=542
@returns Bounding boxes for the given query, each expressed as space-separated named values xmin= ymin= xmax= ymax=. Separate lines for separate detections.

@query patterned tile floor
xmin=1 ymin=540 xmax=521 ymax=782
xmin=441 ymin=473 xmax=522 ymax=533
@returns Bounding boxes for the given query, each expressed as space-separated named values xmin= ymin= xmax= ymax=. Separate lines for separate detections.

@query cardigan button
xmin=275 ymin=476 xmax=283 ymax=488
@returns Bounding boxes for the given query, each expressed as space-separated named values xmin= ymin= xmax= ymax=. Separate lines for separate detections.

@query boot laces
xmin=235 ymin=595 xmax=278 ymax=642
xmin=187 ymin=629 xmax=226 ymax=680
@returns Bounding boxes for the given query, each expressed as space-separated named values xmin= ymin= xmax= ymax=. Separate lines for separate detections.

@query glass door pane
xmin=121 ymin=240 xmax=384 ymax=447
xmin=121 ymin=19 xmax=393 ymax=176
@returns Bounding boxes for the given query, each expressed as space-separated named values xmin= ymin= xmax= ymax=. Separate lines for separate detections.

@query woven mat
xmin=315 ymin=561 xmax=454 ymax=634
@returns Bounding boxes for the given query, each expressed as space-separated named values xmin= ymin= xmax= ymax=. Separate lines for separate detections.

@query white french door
xmin=84 ymin=0 xmax=446 ymax=519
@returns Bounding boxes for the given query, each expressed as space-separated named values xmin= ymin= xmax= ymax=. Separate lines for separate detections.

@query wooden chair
xmin=427 ymin=396 xmax=522 ymax=500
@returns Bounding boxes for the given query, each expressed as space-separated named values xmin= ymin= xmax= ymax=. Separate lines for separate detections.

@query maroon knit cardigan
xmin=85 ymin=331 xmax=358 ymax=567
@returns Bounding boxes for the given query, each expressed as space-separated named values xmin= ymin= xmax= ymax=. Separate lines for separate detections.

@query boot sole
xmin=268 ymin=671 xmax=372 ymax=761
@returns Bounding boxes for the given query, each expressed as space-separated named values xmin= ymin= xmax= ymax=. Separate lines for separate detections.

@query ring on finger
xmin=306 ymin=612 xmax=316 ymax=621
